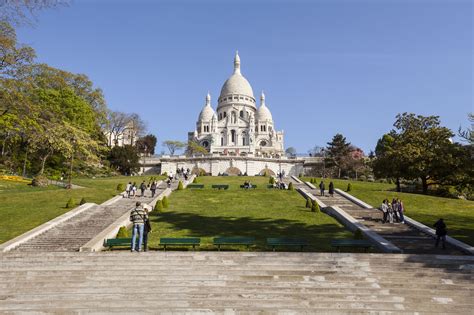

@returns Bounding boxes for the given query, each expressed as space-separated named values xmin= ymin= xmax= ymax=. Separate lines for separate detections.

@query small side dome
xmin=257 ymin=91 xmax=273 ymax=121
xmin=198 ymin=93 xmax=215 ymax=121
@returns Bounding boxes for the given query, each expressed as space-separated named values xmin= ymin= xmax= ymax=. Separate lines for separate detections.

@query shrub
xmin=162 ymin=196 xmax=169 ymax=208
xmin=387 ymin=178 xmax=393 ymax=184
xmin=162 ymin=172 xmax=168 ymax=177
xmin=347 ymin=183 xmax=352 ymax=192
xmin=79 ymin=198 xmax=87 ymax=205
xmin=177 ymin=181 xmax=184 ymax=190
xmin=299 ymin=173 xmax=303 ymax=178
xmin=311 ymin=200 xmax=320 ymax=213
xmin=358 ymin=175 xmax=366 ymax=181
xmin=66 ymin=198 xmax=76 ymax=208
xmin=342 ymin=176 xmax=350 ymax=180
xmin=305 ymin=198 xmax=311 ymax=208
xmin=32 ymin=175 xmax=48 ymax=187
xmin=263 ymin=170 xmax=269 ymax=177
xmin=155 ymin=199 xmax=163 ymax=212
xmin=116 ymin=183 xmax=124 ymax=192
xmin=288 ymin=182 xmax=294 ymax=191
xmin=193 ymin=177 xmax=198 ymax=183
xmin=367 ymin=175 xmax=375 ymax=182
xmin=116 ymin=226 xmax=129 ymax=238
xmin=354 ymin=229 xmax=364 ymax=240
xmin=269 ymin=177 xmax=275 ymax=184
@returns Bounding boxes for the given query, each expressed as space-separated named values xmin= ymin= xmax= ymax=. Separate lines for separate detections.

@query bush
xmin=116 ymin=183 xmax=124 ymax=192
xmin=342 ymin=176 xmax=350 ymax=180
xmin=367 ymin=175 xmax=375 ymax=182
xmin=199 ymin=169 xmax=206 ymax=176
xmin=193 ymin=177 xmax=197 ymax=183
xmin=79 ymin=198 xmax=87 ymax=205
xmin=311 ymin=200 xmax=320 ymax=213
xmin=288 ymin=182 xmax=294 ymax=191
xmin=269 ymin=177 xmax=275 ymax=184
xmin=305 ymin=198 xmax=311 ymax=208
xmin=358 ymin=175 xmax=366 ymax=181
xmin=347 ymin=183 xmax=352 ymax=192
xmin=162 ymin=196 xmax=169 ymax=208
xmin=354 ymin=229 xmax=364 ymax=240
xmin=66 ymin=198 xmax=76 ymax=208
xmin=116 ymin=226 xmax=129 ymax=238
xmin=32 ymin=175 xmax=48 ymax=187
xmin=155 ymin=199 xmax=163 ymax=212
xmin=299 ymin=173 xmax=303 ymax=178
xmin=162 ymin=172 xmax=168 ymax=177
xmin=177 ymin=181 xmax=184 ymax=190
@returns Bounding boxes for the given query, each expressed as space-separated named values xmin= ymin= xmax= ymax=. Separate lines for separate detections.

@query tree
xmin=0 ymin=0 xmax=69 ymax=26
xmin=285 ymin=147 xmax=297 ymax=157
xmin=373 ymin=113 xmax=456 ymax=194
xmin=108 ymin=145 xmax=140 ymax=175
xmin=308 ymin=145 xmax=323 ymax=157
xmin=186 ymin=140 xmax=208 ymax=156
xmin=458 ymin=113 xmax=473 ymax=145
xmin=136 ymin=134 xmax=157 ymax=156
xmin=325 ymin=134 xmax=351 ymax=178
xmin=163 ymin=140 xmax=186 ymax=156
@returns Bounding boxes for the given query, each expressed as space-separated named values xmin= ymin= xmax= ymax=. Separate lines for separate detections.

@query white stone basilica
xmin=188 ymin=52 xmax=285 ymax=158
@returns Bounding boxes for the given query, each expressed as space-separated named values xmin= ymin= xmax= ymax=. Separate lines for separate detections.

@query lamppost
xmin=321 ymin=148 xmax=326 ymax=179
xmin=142 ymin=144 xmax=148 ymax=174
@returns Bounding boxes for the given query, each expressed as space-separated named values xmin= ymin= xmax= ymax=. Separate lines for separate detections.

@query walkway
xmin=10 ymin=179 xmax=182 ymax=252
xmin=0 ymin=251 xmax=472 ymax=313
xmin=289 ymin=179 xmax=464 ymax=255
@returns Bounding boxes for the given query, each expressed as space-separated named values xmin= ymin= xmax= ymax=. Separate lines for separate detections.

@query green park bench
xmin=331 ymin=239 xmax=372 ymax=252
xmin=159 ymin=237 xmax=200 ymax=251
xmin=213 ymin=237 xmax=256 ymax=251
xmin=239 ymin=184 xmax=257 ymax=189
xmin=266 ymin=238 xmax=309 ymax=251
xmin=187 ymin=184 xmax=205 ymax=189
xmin=212 ymin=184 xmax=229 ymax=190
xmin=105 ymin=238 xmax=131 ymax=249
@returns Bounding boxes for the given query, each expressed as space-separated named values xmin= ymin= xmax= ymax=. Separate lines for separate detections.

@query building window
xmin=202 ymin=141 xmax=209 ymax=147
xmin=231 ymin=111 xmax=236 ymax=123
xmin=223 ymin=112 xmax=227 ymax=118
xmin=231 ymin=130 xmax=236 ymax=143
xmin=219 ymin=113 xmax=222 ymax=120
xmin=221 ymin=137 xmax=224 ymax=146
xmin=260 ymin=140 xmax=267 ymax=147
xmin=239 ymin=110 xmax=244 ymax=118
xmin=242 ymin=136 xmax=246 ymax=146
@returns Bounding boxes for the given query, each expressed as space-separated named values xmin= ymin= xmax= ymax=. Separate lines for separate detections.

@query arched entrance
xmin=259 ymin=168 xmax=275 ymax=176
xmin=225 ymin=167 xmax=242 ymax=176
xmin=191 ymin=167 xmax=207 ymax=176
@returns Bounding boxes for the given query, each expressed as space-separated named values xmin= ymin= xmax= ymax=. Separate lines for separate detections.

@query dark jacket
xmin=434 ymin=219 xmax=447 ymax=236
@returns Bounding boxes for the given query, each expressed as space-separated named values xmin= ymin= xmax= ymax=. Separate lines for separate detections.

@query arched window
xmin=219 ymin=113 xmax=222 ymax=120
xmin=202 ymin=141 xmax=209 ymax=148
xmin=221 ymin=137 xmax=224 ymax=146
xmin=260 ymin=140 xmax=267 ymax=147
xmin=239 ymin=110 xmax=244 ymax=118
xmin=231 ymin=111 xmax=236 ymax=123
xmin=223 ymin=112 xmax=227 ymax=118
xmin=231 ymin=130 xmax=236 ymax=143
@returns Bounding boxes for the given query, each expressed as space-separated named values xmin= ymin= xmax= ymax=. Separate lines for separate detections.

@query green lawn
xmin=148 ymin=176 xmax=353 ymax=251
xmin=0 ymin=175 xmax=163 ymax=244
xmin=302 ymin=177 xmax=474 ymax=245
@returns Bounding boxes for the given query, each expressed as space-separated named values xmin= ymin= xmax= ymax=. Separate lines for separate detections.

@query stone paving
xmin=289 ymin=179 xmax=465 ymax=255
xmin=0 ymin=251 xmax=472 ymax=313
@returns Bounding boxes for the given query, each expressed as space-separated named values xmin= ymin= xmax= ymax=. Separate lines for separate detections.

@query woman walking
xmin=328 ymin=182 xmax=334 ymax=197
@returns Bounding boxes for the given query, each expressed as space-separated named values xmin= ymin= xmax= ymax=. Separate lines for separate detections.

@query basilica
xmin=188 ymin=52 xmax=285 ymax=158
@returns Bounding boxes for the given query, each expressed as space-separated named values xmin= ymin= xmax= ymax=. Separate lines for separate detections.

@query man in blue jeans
xmin=130 ymin=201 xmax=146 ymax=252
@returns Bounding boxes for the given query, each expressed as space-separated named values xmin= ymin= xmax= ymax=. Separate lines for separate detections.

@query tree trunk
xmin=38 ymin=152 xmax=50 ymax=176
xmin=22 ymin=149 xmax=28 ymax=177
xmin=422 ymin=177 xmax=428 ymax=194
xmin=396 ymin=178 xmax=401 ymax=192
xmin=338 ymin=167 xmax=341 ymax=178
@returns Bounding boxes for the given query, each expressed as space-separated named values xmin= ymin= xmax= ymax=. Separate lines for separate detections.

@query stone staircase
xmin=289 ymin=180 xmax=465 ymax=255
xmin=0 ymin=251 xmax=472 ymax=313
xmin=10 ymin=182 xmax=172 ymax=252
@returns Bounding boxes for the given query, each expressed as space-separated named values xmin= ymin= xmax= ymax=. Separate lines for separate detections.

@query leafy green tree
xmin=186 ymin=140 xmax=208 ymax=156
xmin=163 ymin=140 xmax=186 ymax=156
xmin=136 ymin=134 xmax=157 ymax=155
xmin=108 ymin=145 xmax=140 ymax=175
xmin=326 ymin=134 xmax=351 ymax=178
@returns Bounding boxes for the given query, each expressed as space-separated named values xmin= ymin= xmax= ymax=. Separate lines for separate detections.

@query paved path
xmin=11 ymin=180 xmax=182 ymax=252
xmin=0 ymin=251 xmax=472 ymax=314
xmin=289 ymin=179 xmax=464 ymax=255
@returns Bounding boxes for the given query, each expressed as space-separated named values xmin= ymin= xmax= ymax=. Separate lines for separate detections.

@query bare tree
xmin=105 ymin=111 xmax=131 ymax=147
xmin=0 ymin=0 xmax=69 ymax=26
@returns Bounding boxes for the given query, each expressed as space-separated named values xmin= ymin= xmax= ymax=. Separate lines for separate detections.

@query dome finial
xmin=260 ymin=90 xmax=265 ymax=106
xmin=234 ymin=51 xmax=241 ymax=74
xmin=205 ymin=91 xmax=211 ymax=106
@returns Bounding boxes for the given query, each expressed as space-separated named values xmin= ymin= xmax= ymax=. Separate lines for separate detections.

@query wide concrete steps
xmin=0 ymin=252 xmax=472 ymax=313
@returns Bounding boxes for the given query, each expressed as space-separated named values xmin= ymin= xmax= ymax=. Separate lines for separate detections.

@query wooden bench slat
xmin=266 ymin=238 xmax=309 ymax=251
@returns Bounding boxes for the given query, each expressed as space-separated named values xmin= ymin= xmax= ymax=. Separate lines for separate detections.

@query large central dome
xmin=218 ymin=52 xmax=255 ymax=103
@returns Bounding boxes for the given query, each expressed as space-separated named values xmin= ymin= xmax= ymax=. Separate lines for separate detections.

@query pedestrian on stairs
xmin=328 ymin=182 xmax=334 ymax=197
xmin=397 ymin=198 xmax=405 ymax=224
xmin=130 ymin=201 xmax=146 ymax=252
xmin=125 ymin=182 xmax=132 ymax=198
xmin=140 ymin=181 xmax=147 ymax=197
xmin=150 ymin=181 xmax=157 ymax=198
xmin=319 ymin=181 xmax=325 ymax=196
xmin=434 ymin=218 xmax=447 ymax=250
xmin=381 ymin=199 xmax=389 ymax=223
xmin=131 ymin=182 xmax=137 ymax=198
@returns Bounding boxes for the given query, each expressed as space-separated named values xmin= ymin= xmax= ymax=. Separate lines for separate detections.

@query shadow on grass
xmin=149 ymin=210 xmax=353 ymax=252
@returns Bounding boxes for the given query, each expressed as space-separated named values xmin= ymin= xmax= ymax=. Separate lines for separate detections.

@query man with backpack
xmin=130 ymin=201 xmax=146 ymax=252
xmin=140 ymin=181 xmax=147 ymax=197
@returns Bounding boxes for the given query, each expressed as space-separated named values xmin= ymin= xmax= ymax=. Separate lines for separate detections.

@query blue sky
xmin=16 ymin=0 xmax=473 ymax=154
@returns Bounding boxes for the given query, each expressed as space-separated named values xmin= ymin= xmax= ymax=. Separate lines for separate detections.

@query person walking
xmin=131 ymin=182 xmax=137 ymax=199
xmin=125 ymin=182 xmax=132 ymax=198
xmin=434 ymin=218 xmax=447 ymax=249
xmin=381 ymin=199 xmax=389 ymax=223
xmin=140 ymin=181 xmax=147 ymax=197
xmin=319 ymin=181 xmax=325 ymax=196
xmin=391 ymin=198 xmax=400 ymax=222
xmin=150 ymin=181 xmax=157 ymax=198
xmin=387 ymin=203 xmax=394 ymax=223
xmin=328 ymin=182 xmax=334 ymax=197
xmin=130 ymin=201 xmax=146 ymax=252
xmin=398 ymin=198 xmax=405 ymax=223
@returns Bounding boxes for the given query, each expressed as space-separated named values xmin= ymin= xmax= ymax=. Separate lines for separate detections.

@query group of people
xmin=125 ymin=180 xmax=159 ymax=198
xmin=319 ymin=181 xmax=335 ymax=197
xmin=243 ymin=181 xmax=253 ymax=189
xmin=129 ymin=201 xmax=152 ymax=252
xmin=380 ymin=198 xmax=405 ymax=224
